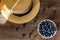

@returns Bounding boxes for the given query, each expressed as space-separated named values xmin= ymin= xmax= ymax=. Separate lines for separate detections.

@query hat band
xmin=13 ymin=3 xmax=33 ymax=17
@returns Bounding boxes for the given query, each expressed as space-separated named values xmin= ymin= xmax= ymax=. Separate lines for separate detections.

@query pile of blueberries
xmin=38 ymin=20 xmax=56 ymax=38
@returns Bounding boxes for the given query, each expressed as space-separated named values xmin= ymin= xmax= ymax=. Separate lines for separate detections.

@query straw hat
xmin=1 ymin=0 xmax=40 ymax=24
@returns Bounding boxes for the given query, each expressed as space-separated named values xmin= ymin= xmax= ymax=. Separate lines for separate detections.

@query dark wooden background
xmin=0 ymin=0 xmax=60 ymax=40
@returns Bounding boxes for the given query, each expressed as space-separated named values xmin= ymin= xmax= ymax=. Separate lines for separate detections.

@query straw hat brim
xmin=1 ymin=0 xmax=40 ymax=24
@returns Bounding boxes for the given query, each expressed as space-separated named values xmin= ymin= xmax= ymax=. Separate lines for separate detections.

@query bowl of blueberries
xmin=38 ymin=19 xmax=57 ymax=39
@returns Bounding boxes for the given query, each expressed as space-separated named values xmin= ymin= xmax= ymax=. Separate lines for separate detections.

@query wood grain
xmin=0 ymin=0 xmax=60 ymax=40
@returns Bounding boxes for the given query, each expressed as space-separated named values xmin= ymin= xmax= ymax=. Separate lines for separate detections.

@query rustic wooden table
xmin=0 ymin=0 xmax=60 ymax=40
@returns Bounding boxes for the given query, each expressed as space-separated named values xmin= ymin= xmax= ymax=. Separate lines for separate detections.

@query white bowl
xmin=38 ymin=19 xmax=57 ymax=39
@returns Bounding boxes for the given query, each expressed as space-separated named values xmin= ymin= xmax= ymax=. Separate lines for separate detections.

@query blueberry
xmin=39 ymin=31 xmax=43 ymax=34
xmin=42 ymin=25 xmax=45 ymax=29
xmin=42 ymin=22 xmax=45 ymax=25
xmin=51 ymin=31 xmax=55 ymax=34
xmin=48 ymin=33 xmax=51 ymax=37
xmin=39 ymin=26 xmax=42 ymax=30
xmin=40 ymin=24 xmax=42 ymax=27
xmin=45 ymin=34 xmax=47 ymax=37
